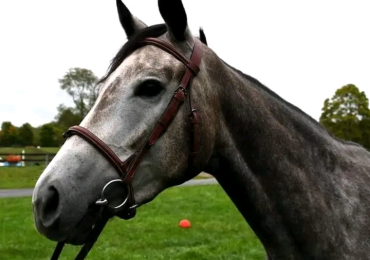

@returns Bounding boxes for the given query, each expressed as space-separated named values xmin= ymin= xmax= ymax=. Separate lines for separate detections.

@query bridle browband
xmin=50 ymin=37 xmax=203 ymax=260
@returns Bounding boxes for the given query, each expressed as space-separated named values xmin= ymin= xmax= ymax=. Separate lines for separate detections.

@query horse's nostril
xmin=40 ymin=186 xmax=60 ymax=228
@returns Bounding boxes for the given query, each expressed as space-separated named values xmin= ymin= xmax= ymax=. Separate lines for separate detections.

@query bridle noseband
xmin=50 ymin=37 xmax=203 ymax=260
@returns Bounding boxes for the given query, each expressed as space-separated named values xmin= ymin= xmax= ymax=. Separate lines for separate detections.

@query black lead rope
xmin=74 ymin=216 xmax=110 ymax=260
xmin=51 ymin=242 xmax=65 ymax=260
xmin=50 ymin=213 xmax=111 ymax=260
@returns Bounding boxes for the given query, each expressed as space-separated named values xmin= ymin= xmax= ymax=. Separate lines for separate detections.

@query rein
xmin=50 ymin=37 xmax=203 ymax=260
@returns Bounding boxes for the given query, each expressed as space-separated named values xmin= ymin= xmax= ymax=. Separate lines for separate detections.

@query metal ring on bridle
xmin=95 ymin=179 xmax=130 ymax=210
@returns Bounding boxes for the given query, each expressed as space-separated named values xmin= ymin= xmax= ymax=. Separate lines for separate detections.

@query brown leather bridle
xmin=50 ymin=37 xmax=203 ymax=260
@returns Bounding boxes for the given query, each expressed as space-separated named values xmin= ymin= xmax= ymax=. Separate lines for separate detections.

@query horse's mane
xmin=98 ymin=24 xmax=168 ymax=84
xmin=223 ymin=61 xmax=362 ymax=147
xmin=98 ymin=24 xmax=208 ymax=85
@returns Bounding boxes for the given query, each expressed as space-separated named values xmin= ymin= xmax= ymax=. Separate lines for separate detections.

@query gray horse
xmin=32 ymin=0 xmax=370 ymax=259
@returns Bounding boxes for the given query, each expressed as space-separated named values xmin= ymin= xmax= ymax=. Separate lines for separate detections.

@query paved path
xmin=180 ymin=178 xmax=217 ymax=187
xmin=0 ymin=178 xmax=218 ymax=198
xmin=0 ymin=189 xmax=34 ymax=198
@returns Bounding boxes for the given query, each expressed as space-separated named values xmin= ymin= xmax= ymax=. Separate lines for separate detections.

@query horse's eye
xmin=135 ymin=80 xmax=163 ymax=98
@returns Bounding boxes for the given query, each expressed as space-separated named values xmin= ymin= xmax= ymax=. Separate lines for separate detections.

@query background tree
xmin=32 ymin=126 xmax=41 ymax=147
xmin=58 ymin=67 xmax=100 ymax=118
xmin=359 ymin=117 xmax=370 ymax=149
xmin=18 ymin=123 xmax=34 ymax=146
xmin=320 ymin=84 xmax=370 ymax=149
xmin=39 ymin=123 xmax=59 ymax=147
xmin=0 ymin=67 xmax=99 ymax=147
xmin=0 ymin=121 xmax=19 ymax=147
xmin=55 ymin=104 xmax=83 ymax=130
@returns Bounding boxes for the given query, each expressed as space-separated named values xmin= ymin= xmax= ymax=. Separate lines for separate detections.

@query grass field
xmin=0 ymin=166 xmax=45 ymax=189
xmin=0 ymin=147 xmax=60 ymax=154
xmin=38 ymin=147 xmax=60 ymax=153
xmin=0 ymin=166 xmax=212 ymax=189
xmin=0 ymin=185 xmax=264 ymax=260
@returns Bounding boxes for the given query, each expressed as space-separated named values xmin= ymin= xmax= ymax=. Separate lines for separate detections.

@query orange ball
xmin=179 ymin=219 xmax=191 ymax=228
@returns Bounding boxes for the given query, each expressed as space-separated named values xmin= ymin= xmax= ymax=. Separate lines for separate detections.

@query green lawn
xmin=38 ymin=147 xmax=60 ymax=153
xmin=0 ymin=166 xmax=45 ymax=189
xmin=0 ymin=147 xmax=60 ymax=154
xmin=0 ymin=165 xmax=213 ymax=189
xmin=0 ymin=185 xmax=264 ymax=260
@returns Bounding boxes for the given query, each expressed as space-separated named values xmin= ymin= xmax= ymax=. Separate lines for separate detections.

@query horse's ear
xmin=116 ymin=0 xmax=147 ymax=39
xmin=199 ymin=28 xmax=208 ymax=46
xmin=158 ymin=0 xmax=188 ymax=41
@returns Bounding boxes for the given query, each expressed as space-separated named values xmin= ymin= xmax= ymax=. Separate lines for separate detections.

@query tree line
xmin=0 ymin=68 xmax=369 ymax=150
xmin=0 ymin=68 xmax=100 ymax=147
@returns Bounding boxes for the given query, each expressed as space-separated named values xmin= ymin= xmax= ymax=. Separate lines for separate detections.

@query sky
xmin=0 ymin=0 xmax=369 ymax=127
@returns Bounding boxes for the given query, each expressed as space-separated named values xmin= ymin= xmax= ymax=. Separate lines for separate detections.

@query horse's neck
xmin=210 ymin=61 xmax=337 ymax=180
xmin=204 ymin=61 xmax=355 ymax=257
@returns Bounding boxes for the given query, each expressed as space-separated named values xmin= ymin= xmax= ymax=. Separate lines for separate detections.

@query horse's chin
xmin=35 ymin=215 xmax=94 ymax=246
xmin=63 ymin=206 xmax=105 ymax=246
xmin=63 ymin=219 xmax=96 ymax=246
xmin=64 ymin=231 xmax=92 ymax=246
xmin=36 ymin=206 xmax=102 ymax=246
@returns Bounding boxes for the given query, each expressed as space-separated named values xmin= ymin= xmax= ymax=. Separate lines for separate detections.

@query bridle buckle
xmin=175 ymin=85 xmax=187 ymax=96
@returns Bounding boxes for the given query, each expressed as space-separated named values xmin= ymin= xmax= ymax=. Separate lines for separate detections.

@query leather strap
xmin=190 ymin=109 xmax=200 ymax=157
xmin=138 ymin=38 xmax=200 ymax=75
xmin=63 ymin=127 xmax=133 ymax=179
xmin=121 ymin=38 xmax=203 ymax=185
